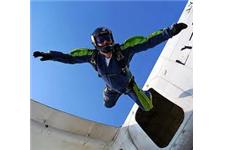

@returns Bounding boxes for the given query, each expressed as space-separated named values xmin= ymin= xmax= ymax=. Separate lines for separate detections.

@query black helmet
xmin=91 ymin=27 xmax=114 ymax=51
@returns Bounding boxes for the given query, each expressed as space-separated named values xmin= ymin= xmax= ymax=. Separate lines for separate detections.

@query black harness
xmin=90 ymin=44 xmax=128 ymax=77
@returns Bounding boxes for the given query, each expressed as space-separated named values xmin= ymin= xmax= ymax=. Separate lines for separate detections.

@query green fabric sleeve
xmin=70 ymin=48 xmax=94 ymax=57
xmin=121 ymin=30 xmax=163 ymax=50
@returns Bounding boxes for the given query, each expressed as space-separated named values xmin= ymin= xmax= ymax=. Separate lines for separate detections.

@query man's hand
xmin=33 ymin=51 xmax=52 ymax=61
xmin=171 ymin=23 xmax=188 ymax=36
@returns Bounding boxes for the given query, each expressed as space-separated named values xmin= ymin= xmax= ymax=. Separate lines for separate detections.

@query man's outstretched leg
xmin=103 ymin=86 xmax=122 ymax=108
xmin=126 ymin=80 xmax=153 ymax=111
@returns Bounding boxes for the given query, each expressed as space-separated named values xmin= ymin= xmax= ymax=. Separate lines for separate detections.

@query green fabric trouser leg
xmin=127 ymin=81 xmax=153 ymax=111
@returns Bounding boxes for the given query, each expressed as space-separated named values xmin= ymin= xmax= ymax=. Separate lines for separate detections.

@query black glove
xmin=171 ymin=23 xmax=188 ymax=36
xmin=33 ymin=51 xmax=52 ymax=61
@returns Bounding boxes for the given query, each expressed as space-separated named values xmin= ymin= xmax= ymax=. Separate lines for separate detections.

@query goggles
xmin=95 ymin=33 xmax=113 ymax=48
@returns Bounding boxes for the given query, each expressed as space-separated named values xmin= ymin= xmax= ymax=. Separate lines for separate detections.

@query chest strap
xmin=90 ymin=44 xmax=129 ymax=77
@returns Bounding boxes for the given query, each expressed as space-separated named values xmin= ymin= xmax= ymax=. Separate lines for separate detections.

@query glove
xmin=171 ymin=23 xmax=188 ymax=36
xmin=33 ymin=51 xmax=52 ymax=61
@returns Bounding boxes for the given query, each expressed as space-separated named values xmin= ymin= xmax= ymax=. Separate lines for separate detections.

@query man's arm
xmin=121 ymin=23 xmax=187 ymax=55
xmin=33 ymin=48 xmax=95 ymax=64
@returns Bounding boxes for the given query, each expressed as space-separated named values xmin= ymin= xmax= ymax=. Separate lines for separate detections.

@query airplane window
xmin=135 ymin=88 xmax=184 ymax=148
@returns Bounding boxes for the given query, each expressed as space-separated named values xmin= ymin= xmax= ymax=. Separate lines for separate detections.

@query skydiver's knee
xmin=103 ymin=96 xmax=115 ymax=108
xmin=104 ymin=102 xmax=116 ymax=108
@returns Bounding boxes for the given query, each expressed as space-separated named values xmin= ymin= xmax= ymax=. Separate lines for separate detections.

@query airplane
xmin=31 ymin=0 xmax=193 ymax=149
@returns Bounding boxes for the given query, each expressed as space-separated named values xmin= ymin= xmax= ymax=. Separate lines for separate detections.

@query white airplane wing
xmin=31 ymin=100 xmax=118 ymax=150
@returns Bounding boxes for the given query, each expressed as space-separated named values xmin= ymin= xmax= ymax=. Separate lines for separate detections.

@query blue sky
xmin=30 ymin=0 xmax=187 ymax=127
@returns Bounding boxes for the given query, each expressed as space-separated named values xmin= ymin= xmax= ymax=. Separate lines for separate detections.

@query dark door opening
xmin=135 ymin=88 xmax=184 ymax=148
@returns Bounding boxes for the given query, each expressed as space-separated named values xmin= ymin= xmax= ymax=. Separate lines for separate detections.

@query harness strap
xmin=90 ymin=50 xmax=97 ymax=70
xmin=90 ymin=51 xmax=102 ymax=77
xmin=113 ymin=44 xmax=128 ymax=75
xmin=90 ymin=44 xmax=128 ymax=77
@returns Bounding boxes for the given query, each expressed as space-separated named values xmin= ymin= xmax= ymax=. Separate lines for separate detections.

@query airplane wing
xmin=31 ymin=100 xmax=118 ymax=150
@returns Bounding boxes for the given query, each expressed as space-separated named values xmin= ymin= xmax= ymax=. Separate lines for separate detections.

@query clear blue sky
xmin=30 ymin=0 xmax=187 ymax=127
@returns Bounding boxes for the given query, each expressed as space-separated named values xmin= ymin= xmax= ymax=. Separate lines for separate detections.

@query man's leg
xmin=103 ymin=86 xmax=122 ymax=108
xmin=127 ymin=81 xmax=153 ymax=111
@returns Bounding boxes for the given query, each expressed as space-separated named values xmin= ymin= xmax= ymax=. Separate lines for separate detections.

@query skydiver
xmin=33 ymin=23 xmax=187 ymax=111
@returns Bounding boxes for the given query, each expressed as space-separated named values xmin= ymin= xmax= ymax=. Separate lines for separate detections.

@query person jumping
xmin=33 ymin=23 xmax=187 ymax=111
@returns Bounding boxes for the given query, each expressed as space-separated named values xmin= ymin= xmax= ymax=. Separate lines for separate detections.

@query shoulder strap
xmin=90 ymin=50 xmax=97 ymax=71
xmin=90 ymin=50 xmax=102 ymax=77
xmin=114 ymin=44 xmax=124 ymax=61
xmin=113 ymin=44 xmax=129 ymax=75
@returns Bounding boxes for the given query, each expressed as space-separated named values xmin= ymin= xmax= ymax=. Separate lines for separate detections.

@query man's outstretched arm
xmin=33 ymin=48 xmax=95 ymax=64
xmin=121 ymin=23 xmax=187 ymax=54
